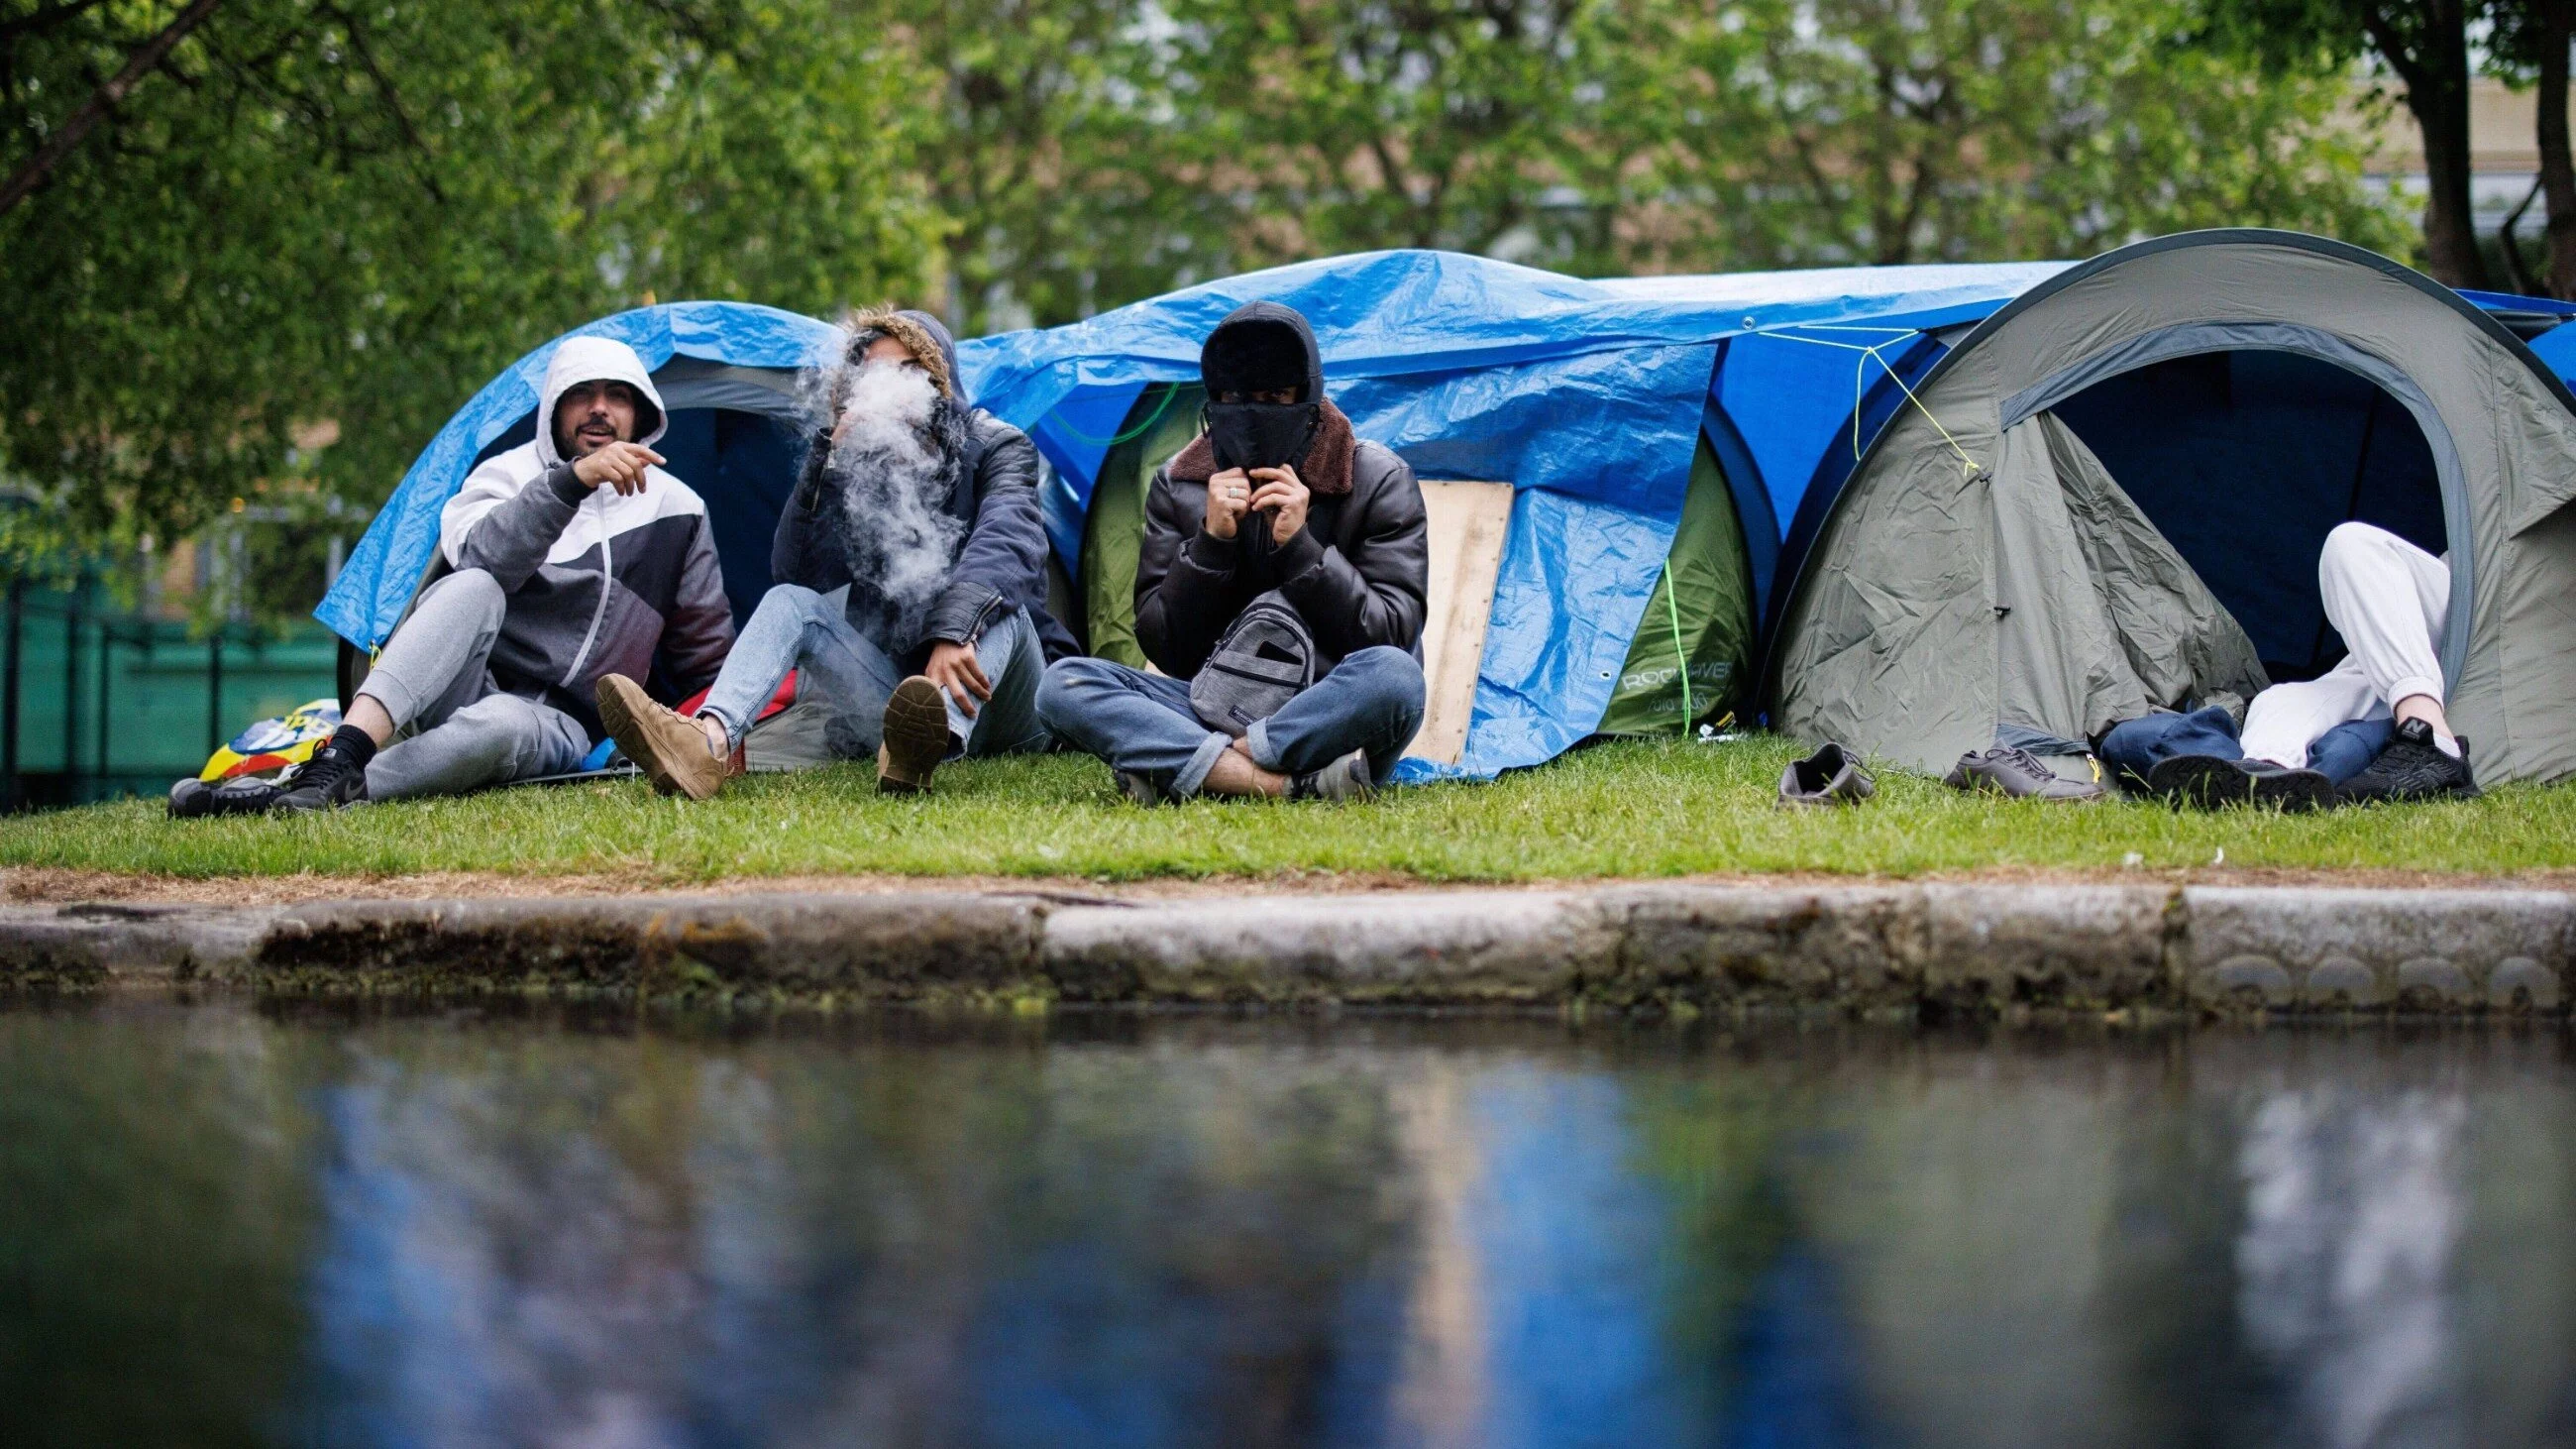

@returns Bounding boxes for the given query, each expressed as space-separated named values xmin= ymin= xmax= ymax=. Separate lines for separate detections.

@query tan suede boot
xmin=595 ymin=674 xmax=731 ymax=801
xmin=877 ymin=676 xmax=952 ymax=794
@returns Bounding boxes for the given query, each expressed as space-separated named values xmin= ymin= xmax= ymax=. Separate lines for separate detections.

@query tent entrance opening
xmin=2048 ymin=349 xmax=2445 ymax=685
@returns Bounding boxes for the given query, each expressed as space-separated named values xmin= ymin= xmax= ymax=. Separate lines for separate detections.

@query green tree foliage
xmin=2 ymin=0 xmax=2411 ymax=611
xmin=0 ymin=0 xmax=937 ymax=555
xmin=1150 ymin=0 xmax=1664 ymax=273
xmin=1652 ymin=0 xmax=2408 ymax=268
xmin=2198 ymin=0 xmax=2491 ymax=286
xmin=876 ymin=0 xmax=1230 ymax=333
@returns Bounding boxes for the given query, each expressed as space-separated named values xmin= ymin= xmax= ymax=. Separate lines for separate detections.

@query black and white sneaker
xmin=1288 ymin=748 xmax=1376 ymax=803
xmin=2144 ymin=755 xmax=2334 ymax=812
xmin=168 ymin=775 xmax=284 ymax=819
xmin=2340 ymin=719 xmax=2479 ymax=804
xmin=269 ymin=741 xmax=372 ymax=813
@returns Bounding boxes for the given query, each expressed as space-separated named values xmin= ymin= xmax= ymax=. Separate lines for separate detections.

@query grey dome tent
xmin=1768 ymin=230 xmax=2576 ymax=784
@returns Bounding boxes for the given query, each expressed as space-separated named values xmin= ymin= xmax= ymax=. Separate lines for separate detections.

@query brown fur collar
xmin=1166 ymin=399 xmax=1359 ymax=496
xmin=846 ymin=305 xmax=956 ymax=399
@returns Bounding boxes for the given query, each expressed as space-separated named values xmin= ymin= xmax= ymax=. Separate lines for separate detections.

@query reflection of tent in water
xmin=314 ymin=302 xmax=837 ymax=760
xmin=1766 ymin=231 xmax=2576 ymax=784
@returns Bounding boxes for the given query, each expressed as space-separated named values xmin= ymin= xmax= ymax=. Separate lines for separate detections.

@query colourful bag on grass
xmin=198 ymin=699 xmax=344 ymax=782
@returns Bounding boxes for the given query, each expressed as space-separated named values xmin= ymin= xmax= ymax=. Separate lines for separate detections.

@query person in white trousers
xmin=2240 ymin=522 xmax=2467 ymax=777
xmin=2099 ymin=521 xmax=2478 ymax=807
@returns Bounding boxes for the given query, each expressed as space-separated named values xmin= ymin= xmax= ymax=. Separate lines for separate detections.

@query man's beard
xmin=558 ymin=417 xmax=626 ymax=458
xmin=824 ymin=360 xmax=968 ymax=632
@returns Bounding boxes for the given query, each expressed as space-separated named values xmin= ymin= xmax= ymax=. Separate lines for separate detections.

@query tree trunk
xmin=2397 ymin=0 xmax=2493 ymax=289
xmin=0 ymin=0 xmax=225 ymax=220
xmin=2538 ymin=0 xmax=2576 ymax=297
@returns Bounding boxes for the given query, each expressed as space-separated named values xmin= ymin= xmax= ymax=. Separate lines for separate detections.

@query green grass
xmin=8 ymin=735 xmax=2574 ymax=885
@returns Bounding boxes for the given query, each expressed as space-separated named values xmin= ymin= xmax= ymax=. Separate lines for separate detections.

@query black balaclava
xmin=1201 ymin=301 xmax=1324 ymax=473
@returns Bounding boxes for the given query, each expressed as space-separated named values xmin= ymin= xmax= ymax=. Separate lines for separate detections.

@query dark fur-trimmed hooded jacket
xmin=770 ymin=307 xmax=1075 ymax=666
xmin=437 ymin=335 xmax=735 ymax=738
xmin=1135 ymin=302 xmax=1429 ymax=678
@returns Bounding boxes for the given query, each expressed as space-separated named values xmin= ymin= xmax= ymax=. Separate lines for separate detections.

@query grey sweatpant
xmin=354 ymin=569 xmax=590 ymax=801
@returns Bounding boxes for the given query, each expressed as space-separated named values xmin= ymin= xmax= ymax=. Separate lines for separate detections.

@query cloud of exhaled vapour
xmin=818 ymin=356 xmax=964 ymax=633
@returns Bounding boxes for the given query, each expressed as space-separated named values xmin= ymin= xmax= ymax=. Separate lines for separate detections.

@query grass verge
xmin=4 ymin=736 xmax=2572 ymax=885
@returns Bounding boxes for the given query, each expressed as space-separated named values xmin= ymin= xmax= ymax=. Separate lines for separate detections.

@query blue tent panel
xmin=317 ymin=301 xmax=838 ymax=650
xmin=959 ymin=252 xmax=2060 ymax=776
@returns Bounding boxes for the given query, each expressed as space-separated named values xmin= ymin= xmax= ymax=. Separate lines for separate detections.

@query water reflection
xmin=1 ymin=1006 xmax=2572 ymax=1448
xmin=2237 ymin=1091 xmax=2465 ymax=1449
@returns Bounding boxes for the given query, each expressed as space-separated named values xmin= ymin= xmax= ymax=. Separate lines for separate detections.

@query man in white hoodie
xmin=265 ymin=336 xmax=735 ymax=811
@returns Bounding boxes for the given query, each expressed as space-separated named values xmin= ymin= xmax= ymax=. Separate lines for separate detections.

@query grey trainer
xmin=1288 ymin=747 xmax=1376 ymax=803
xmin=1943 ymin=745 xmax=2107 ymax=802
xmin=1778 ymin=742 xmax=1875 ymax=808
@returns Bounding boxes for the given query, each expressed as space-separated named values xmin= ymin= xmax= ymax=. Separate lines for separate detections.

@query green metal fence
xmin=3 ymin=579 xmax=340 ymax=811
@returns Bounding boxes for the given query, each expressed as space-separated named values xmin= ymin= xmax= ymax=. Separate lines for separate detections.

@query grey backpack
xmin=1190 ymin=591 xmax=1317 ymax=736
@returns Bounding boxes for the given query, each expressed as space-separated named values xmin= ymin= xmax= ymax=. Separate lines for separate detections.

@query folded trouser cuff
xmin=1244 ymin=719 xmax=1283 ymax=773
xmin=1172 ymin=731 xmax=1234 ymax=800
xmin=2386 ymin=676 xmax=2444 ymax=712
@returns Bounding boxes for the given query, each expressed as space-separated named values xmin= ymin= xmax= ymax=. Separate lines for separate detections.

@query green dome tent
xmin=1767 ymin=230 xmax=2576 ymax=784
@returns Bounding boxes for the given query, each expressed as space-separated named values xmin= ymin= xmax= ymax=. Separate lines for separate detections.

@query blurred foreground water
xmin=2 ymin=1001 xmax=2571 ymax=1449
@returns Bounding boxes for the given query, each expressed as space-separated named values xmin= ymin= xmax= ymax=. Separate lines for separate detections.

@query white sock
xmin=2432 ymin=731 xmax=2462 ymax=759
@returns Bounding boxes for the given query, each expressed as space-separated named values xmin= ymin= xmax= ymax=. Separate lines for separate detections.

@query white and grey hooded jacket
xmin=436 ymin=335 xmax=734 ymax=737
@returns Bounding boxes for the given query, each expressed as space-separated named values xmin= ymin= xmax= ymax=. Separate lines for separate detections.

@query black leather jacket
xmin=1135 ymin=438 xmax=1429 ymax=678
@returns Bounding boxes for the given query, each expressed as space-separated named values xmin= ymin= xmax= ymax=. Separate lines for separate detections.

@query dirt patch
xmin=8 ymin=862 xmax=2570 ymax=908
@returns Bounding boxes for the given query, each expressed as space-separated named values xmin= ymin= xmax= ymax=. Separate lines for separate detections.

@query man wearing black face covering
xmin=1038 ymin=301 xmax=1430 ymax=802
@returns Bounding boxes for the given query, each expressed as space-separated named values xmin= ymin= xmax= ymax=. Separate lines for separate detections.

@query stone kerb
xmin=0 ymin=883 xmax=2567 ymax=1018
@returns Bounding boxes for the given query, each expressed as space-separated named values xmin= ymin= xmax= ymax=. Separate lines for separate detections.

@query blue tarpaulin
xmin=321 ymin=253 xmax=2576 ymax=780
xmin=958 ymin=251 xmax=2067 ymax=775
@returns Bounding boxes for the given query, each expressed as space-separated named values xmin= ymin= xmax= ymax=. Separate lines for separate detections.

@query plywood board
xmin=1409 ymin=480 xmax=1515 ymax=764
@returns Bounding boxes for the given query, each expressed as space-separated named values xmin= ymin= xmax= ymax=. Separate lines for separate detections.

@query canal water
xmin=2 ymin=1003 xmax=2570 ymax=1449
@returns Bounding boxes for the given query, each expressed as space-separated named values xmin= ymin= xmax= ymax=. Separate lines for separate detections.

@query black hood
xmin=1201 ymin=301 xmax=1324 ymax=403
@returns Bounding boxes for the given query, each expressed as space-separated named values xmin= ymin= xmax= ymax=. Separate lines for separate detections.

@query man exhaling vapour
xmin=597 ymin=307 xmax=1073 ymax=799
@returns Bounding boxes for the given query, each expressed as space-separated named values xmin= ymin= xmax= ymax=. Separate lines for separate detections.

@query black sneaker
xmin=269 ymin=741 xmax=371 ymax=813
xmin=2340 ymin=719 xmax=2478 ymax=803
xmin=1288 ymin=748 xmax=1376 ymax=803
xmin=2144 ymin=755 xmax=2334 ymax=812
xmin=168 ymin=775 xmax=283 ymax=819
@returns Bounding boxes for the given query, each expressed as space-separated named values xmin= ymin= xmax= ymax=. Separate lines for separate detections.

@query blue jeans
xmin=1038 ymin=646 xmax=1426 ymax=798
xmin=697 ymin=585 xmax=1046 ymax=761
xmin=2098 ymin=707 xmax=2393 ymax=790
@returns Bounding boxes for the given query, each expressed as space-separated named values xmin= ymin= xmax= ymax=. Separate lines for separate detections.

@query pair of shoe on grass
xmin=1776 ymin=741 xmax=2111 ymax=808
xmin=1775 ymin=717 xmax=2478 ymax=813
xmin=598 ymin=673 xmax=1379 ymax=805
xmin=2135 ymin=717 xmax=2478 ymax=811
xmin=596 ymin=672 xmax=950 ymax=802
xmin=167 ymin=742 xmax=372 ymax=818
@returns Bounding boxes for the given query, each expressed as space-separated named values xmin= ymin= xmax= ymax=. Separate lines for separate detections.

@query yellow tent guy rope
xmin=1754 ymin=324 xmax=1982 ymax=477
xmin=1664 ymin=569 xmax=1692 ymax=729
